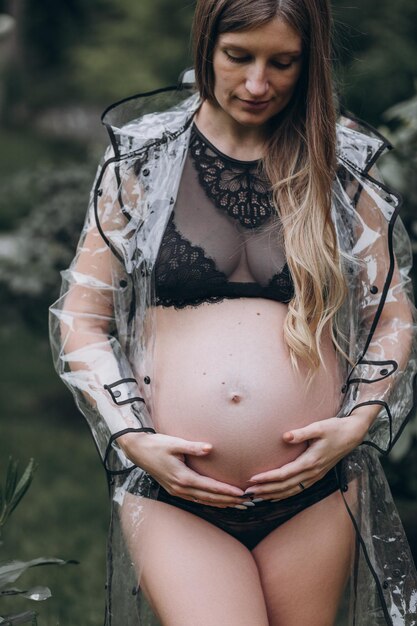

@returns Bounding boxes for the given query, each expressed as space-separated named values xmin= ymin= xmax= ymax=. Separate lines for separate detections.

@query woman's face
xmin=211 ymin=17 xmax=304 ymax=128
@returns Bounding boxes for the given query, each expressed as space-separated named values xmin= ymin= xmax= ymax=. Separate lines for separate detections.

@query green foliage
xmin=332 ymin=0 xmax=417 ymax=125
xmin=0 ymin=365 xmax=108 ymax=626
xmin=0 ymin=611 xmax=38 ymax=625
xmin=0 ymin=459 xmax=36 ymax=536
xmin=1 ymin=0 xmax=195 ymax=117
xmin=384 ymin=436 xmax=417 ymax=499
xmin=1 ymin=0 xmax=109 ymax=115
xmin=0 ymin=128 xmax=81 ymax=185
xmin=0 ymin=161 xmax=96 ymax=331
xmin=67 ymin=0 xmax=195 ymax=101
xmin=378 ymin=86 xmax=417 ymax=223
xmin=0 ymin=459 xmax=76 ymax=625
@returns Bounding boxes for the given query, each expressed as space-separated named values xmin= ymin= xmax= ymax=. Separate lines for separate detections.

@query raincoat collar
xmin=100 ymin=78 xmax=392 ymax=175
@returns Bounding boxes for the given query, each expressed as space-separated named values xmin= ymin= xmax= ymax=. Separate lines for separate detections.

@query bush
xmin=0 ymin=458 xmax=76 ymax=625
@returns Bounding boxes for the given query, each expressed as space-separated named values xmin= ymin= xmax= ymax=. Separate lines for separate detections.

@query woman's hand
xmin=118 ymin=432 xmax=245 ymax=507
xmin=244 ymin=411 xmax=373 ymax=500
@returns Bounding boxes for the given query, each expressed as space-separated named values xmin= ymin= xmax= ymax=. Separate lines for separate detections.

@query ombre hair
xmin=192 ymin=0 xmax=349 ymax=380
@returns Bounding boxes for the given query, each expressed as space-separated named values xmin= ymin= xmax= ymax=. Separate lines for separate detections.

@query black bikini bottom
xmin=155 ymin=469 xmax=340 ymax=550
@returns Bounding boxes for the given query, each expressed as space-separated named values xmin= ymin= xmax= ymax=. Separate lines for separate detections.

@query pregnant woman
xmin=50 ymin=0 xmax=417 ymax=624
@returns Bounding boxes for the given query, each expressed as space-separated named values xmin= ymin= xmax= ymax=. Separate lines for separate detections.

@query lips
xmin=237 ymin=98 xmax=272 ymax=112
xmin=241 ymin=99 xmax=271 ymax=105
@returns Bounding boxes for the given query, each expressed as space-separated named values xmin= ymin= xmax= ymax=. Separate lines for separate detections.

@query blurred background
xmin=0 ymin=1 xmax=416 ymax=624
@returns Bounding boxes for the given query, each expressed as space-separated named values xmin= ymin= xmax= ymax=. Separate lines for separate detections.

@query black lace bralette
xmin=153 ymin=124 xmax=295 ymax=309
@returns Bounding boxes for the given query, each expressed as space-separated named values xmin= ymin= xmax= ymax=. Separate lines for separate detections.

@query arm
xmin=336 ymin=165 xmax=416 ymax=452
xmin=49 ymin=149 xmax=246 ymax=503
xmin=243 ymin=166 xmax=417 ymax=498
xmin=49 ymin=151 xmax=155 ymax=474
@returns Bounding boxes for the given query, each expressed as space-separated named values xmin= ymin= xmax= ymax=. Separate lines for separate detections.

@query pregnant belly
xmin=149 ymin=299 xmax=343 ymax=490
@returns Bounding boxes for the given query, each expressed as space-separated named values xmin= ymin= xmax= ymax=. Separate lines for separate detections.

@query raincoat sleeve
xmin=337 ymin=146 xmax=417 ymax=454
xmin=49 ymin=147 xmax=155 ymax=475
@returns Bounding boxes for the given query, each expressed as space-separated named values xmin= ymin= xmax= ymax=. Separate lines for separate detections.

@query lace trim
xmin=154 ymin=214 xmax=227 ymax=306
xmin=190 ymin=125 xmax=275 ymax=229
xmin=154 ymin=214 xmax=295 ymax=309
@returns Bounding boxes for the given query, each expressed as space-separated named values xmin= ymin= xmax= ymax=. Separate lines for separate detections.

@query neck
xmin=194 ymin=99 xmax=269 ymax=161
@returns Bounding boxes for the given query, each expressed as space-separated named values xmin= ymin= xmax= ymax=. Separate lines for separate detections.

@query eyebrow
xmin=221 ymin=44 xmax=303 ymax=56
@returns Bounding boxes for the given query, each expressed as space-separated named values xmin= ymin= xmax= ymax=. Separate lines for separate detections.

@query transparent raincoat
xmin=49 ymin=76 xmax=417 ymax=626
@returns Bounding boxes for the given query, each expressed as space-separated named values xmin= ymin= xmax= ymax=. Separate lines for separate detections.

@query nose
xmin=245 ymin=64 xmax=269 ymax=98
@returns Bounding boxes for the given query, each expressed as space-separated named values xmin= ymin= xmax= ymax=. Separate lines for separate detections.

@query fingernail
xmin=271 ymin=498 xmax=281 ymax=503
xmin=241 ymin=501 xmax=255 ymax=507
xmin=252 ymin=498 xmax=264 ymax=504
xmin=233 ymin=505 xmax=248 ymax=510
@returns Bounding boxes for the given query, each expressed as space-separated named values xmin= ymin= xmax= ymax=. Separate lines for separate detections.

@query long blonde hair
xmin=193 ymin=0 xmax=348 ymax=379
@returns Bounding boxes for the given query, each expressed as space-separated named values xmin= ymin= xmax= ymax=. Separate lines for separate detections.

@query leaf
xmin=0 ymin=558 xmax=74 ymax=588
xmin=22 ymin=586 xmax=51 ymax=602
xmin=4 ymin=460 xmax=18 ymax=506
xmin=0 ymin=459 xmax=37 ymax=530
xmin=0 ymin=586 xmax=51 ymax=601
xmin=8 ymin=460 xmax=36 ymax=517
xmin=0 ymin=587 xmax=24 ymax=596
xmin=0 ymin=611 xmax=38 ymax=625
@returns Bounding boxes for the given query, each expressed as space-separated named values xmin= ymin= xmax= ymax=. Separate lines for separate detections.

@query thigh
xmin=252 ymin=490 xmax=355 ymax=626
xmin=120 ymin=493 xmax=270 ymax=626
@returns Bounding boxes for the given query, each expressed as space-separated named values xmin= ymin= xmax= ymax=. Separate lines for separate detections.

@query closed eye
xmin=225 ymin=52 xmax=294 ymax=70
xmin=225 ymin=52 xmax=250 ymax=64
xmin=271 ymin=61 xmax=293 ymax=69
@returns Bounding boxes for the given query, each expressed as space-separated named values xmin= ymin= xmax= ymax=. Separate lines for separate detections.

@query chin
xmin=238 ymin=118 xmax=269 ymax=128
xmin=231 ymin=111 xmax=276 ymax=128
xmin=231 ymin=104 xmax=289 ymax=127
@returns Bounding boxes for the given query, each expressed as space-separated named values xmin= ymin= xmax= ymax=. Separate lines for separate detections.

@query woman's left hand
xmin=244 ymin=413 xmax=372 ymax=500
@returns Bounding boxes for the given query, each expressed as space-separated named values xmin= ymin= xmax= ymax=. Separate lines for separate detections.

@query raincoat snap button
xmin=341 ymin=384 xmax=347 ymax=393
xmin=144 ymin=376 xmax=151 ymax=385
xmin=113 ymin=390 xmax=122 ymax=398
xmin=380 ymin=369 xmax=389 ymax=376
xmin=119 ymin=280 xmax=128 ymax=288
xmin=342 ymin=484 xmax=349 ymax=492
xmin=142 ymin=168 xmax=150 ymax=177
xmin=97 ymin=188 xmax=103 ymax=196
xmin=392 ymin=569 xmax=402 ymax=579
xmin=383 ymin=580 xmax=389 ymax=590
xmin=370 ymin=285 xmax=379 ymax=294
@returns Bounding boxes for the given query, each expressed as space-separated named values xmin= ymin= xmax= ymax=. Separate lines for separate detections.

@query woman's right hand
xmin=117 ymin=432 xmax=246 ymax=508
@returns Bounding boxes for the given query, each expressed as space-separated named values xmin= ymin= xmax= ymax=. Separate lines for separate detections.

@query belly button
xmin=230 ymin=393 xmax=241 ymax=404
